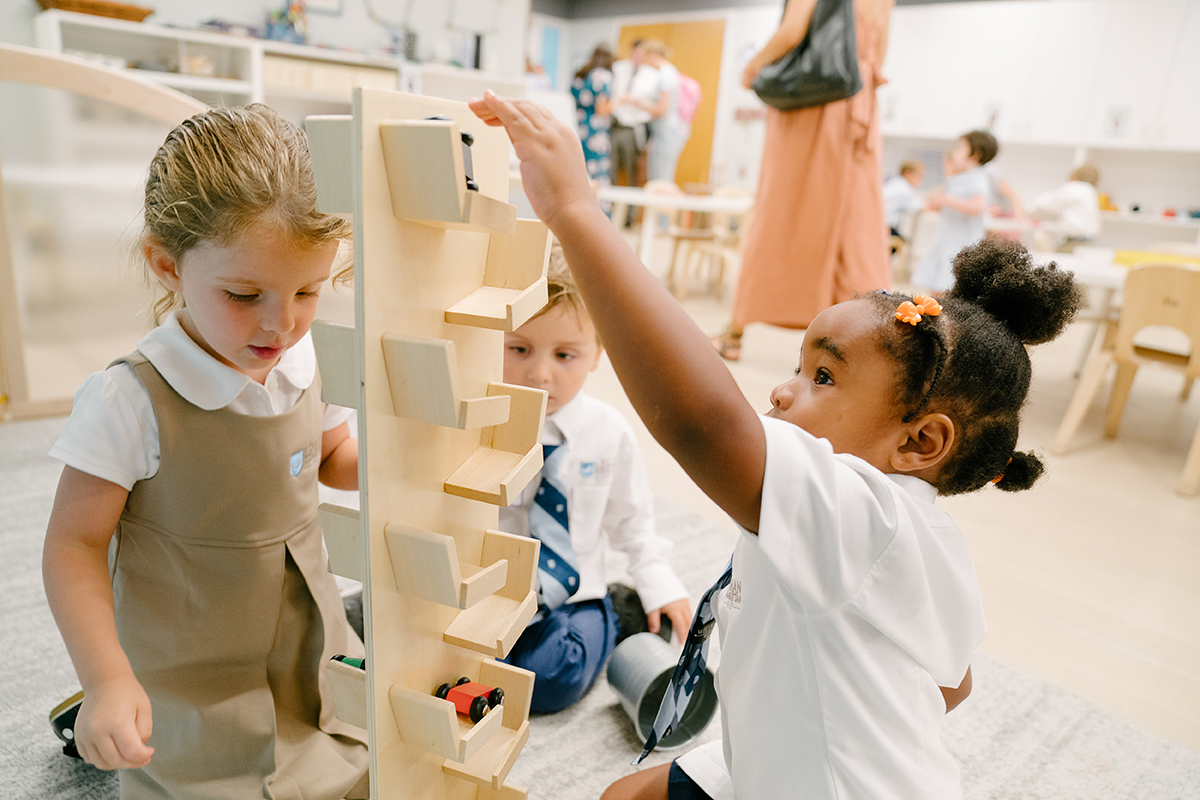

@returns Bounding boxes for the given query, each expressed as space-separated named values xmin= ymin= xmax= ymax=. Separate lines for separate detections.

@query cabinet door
xmin=883 ymin=2 xmax=1039 ymax=140
xmin=882 ymin=5 xmax=976 ymax=138
xmin=1019 ymin=0 xmax=1110 ymax=144
xmin=1158 ymin=0 xmax=1200 ymax=151
xmin=1083 ymin=0 xmax=1189 ymax=146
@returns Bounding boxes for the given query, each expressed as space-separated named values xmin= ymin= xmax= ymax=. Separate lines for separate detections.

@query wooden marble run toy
xmin=305 ymin=87 xmax=551 ymax=799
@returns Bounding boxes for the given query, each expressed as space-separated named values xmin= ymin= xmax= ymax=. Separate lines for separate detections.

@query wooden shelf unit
xmin=305 ymin=88 xmax=544 ymax=800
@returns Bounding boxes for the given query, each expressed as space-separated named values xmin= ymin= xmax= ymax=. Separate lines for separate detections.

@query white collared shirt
xmin=49 ymin=310 xmax=352 ymax=491
xmin=678 ymin=415 xmax=986 ymax=800
xmin=498 ymin=391 xmax=687 ymax=613
xmin=1025 ymin=180 xmax=1101 ymax=239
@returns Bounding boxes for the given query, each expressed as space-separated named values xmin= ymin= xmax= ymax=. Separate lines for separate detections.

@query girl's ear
xmin=589 ymin=344 xmax=605 ymax=372
xmin=890 ymin=412 xmax=955 ymax=475
xmin=143 ymin=239 xmax=182 ymax=292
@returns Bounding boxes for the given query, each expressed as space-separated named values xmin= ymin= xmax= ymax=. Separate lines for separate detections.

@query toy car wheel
xmin=435 ymin=683 xmax=451 ymax=700
xmin=469 ymin=695 xmax=489 ymax=723
xmin=455 ymin=676 xmax=471 ymax=686
xmin=488 ymin=687 xmax=504 ymax=708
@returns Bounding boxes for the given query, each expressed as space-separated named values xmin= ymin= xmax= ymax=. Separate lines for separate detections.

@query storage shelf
xmin=445 ymin=218 xmax=551 ymax=332
xmin=442 ymin=530 xmax=539 ymax=658
xmin=310 ymin=320 xmax=359 ymax=408
xmin=384 ymin=523 xmax=509 ymax=609
xmin=379 ymin=118 xmax=517 ymax=234
xmin=319 ymin=503 xmax=363 ymax=583
xmin=381 ymin=334 xmax=511 ymax=429
xmin=390 ymin=683 xmax=503 ymax=763
xmin=325 ymin=657 xmax=367 ymax=729
xmin=443 ymin=722 xmax=530 ymax=791
xmin=444 ymin=382 xmax=546 ymax=507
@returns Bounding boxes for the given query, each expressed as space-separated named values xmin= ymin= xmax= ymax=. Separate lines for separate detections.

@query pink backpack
xmin=677 ymin=73 xmax=702 ymax=124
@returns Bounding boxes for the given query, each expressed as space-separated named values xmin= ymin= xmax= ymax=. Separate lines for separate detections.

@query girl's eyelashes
xmin=507 ymin=344 xmax=528 ymax=355
xmin=555 ymin=351 xmax=575 ymax=361
xmin=224 ymin=291 xmax=257 ymax=303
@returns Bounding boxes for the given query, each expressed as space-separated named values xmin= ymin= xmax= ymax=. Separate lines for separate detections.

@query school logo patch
xmin=290 ymin=450 xmax=304 ymax=477
xmin=580 ymin=462 xmax=596 ymax=479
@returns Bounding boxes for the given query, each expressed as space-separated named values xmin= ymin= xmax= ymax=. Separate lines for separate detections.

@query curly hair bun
xmin=993 ymin=450 xmax=1044 ymax=492
xmin=947 ymin=237 xmax=1083 ymax=345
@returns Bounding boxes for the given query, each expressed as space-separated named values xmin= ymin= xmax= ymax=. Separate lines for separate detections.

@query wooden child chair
xmin=1052 ymin=263 xmax=1200 ymax=496
xmin=673 ymin=187 xmax=754 ymax=301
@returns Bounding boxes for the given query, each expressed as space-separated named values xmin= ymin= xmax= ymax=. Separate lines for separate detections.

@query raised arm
xmin=471 ymin=94 xmax=766 ymax=532
xmin=743 ymin=0 xmax=819 ymax=88
xmin=43 ymin=466 xmax=154 ymax=769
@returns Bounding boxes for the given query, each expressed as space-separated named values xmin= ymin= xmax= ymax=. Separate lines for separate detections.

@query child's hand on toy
xmin=469 ymin=91 xmax=596 ymax=231
xmin=649 ymin=598 xmax=694 ymax=646
xmin=75 ymin=673 xmax=154 ymax=770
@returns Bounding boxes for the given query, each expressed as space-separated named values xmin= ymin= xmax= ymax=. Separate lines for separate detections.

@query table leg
xmin=637 ymin=210 xmax=656 ymax=268
xmin=1073 ymin=286 xmax=1116 ymax=379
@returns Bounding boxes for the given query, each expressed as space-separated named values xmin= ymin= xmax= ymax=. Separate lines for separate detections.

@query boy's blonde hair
xmin=533 ymin=239 xmax=601 ymax=345
xmin=640 ymin=39 xmax=674 ymax=60
xmin=1069 ymin=163 xmax=1099 ymax=186
xmin=899 ymin=160 xmax=924 ymax=177
xmin=141 ymin=104 xmax=353 ymax=324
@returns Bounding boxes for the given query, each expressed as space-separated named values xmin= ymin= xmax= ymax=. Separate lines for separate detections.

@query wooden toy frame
xmin=306 ymin=88 xmax=550 ymax=800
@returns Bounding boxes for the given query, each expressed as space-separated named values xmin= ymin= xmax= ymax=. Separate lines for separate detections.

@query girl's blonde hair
xmin=141 ymin=104 xmax=352 ymax=324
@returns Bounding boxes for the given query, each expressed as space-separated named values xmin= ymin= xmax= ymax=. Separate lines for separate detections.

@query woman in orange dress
xmin=714 ymin=0 xmax=894 ymax=360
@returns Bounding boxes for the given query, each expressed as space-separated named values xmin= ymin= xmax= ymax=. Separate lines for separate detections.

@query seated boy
xmin=500 ymin=245 xmax=692 ymax=713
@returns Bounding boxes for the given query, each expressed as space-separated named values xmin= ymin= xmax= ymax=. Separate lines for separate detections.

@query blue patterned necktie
xmin=529 ymin=442 xmax=581 ymax=611
xmin=633 ymin=556 xmax=733 ymax=765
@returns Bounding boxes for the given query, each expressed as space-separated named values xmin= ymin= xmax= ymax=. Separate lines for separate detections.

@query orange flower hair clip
xmin=895 ymin=295 xmax=942 ymax=326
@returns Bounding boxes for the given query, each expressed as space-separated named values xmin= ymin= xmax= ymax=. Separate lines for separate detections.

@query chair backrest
xmin=1115 ymin=263 xmax=1200 ymax=378
xmin=710 ymin=185 xmax=753 ymax=239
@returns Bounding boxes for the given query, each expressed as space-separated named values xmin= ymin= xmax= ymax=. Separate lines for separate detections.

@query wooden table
xmin=595 ymin=185 xmax=754 ymax=269
xmin=1035 ymin=249 xmax=1127 ymax=376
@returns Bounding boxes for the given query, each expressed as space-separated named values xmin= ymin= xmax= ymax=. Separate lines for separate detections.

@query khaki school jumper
xmin=109 ymin=353 xmax=368 ymax=799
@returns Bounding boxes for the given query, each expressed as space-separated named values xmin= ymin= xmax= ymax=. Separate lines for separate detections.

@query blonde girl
xmin=470 ymin=92 xmax=1081 ymax=800
xmin=42 ymin=104 xmax=368 ymax=799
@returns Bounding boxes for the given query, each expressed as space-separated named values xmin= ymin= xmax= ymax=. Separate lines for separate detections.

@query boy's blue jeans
xmin=503 ymin=596 xmax=618 ymax=713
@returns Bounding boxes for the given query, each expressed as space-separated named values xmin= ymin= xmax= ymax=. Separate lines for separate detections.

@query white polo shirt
xmin=499 ymin=391 xmax=687 ymax=614
xmin=49 ymin=310 xmax=352 ymax=490
xmin=677 ymin=415 xmax=986 ymax=800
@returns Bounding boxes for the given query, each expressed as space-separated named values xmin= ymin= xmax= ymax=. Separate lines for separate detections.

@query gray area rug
xmin=3 ymin=417 xmax=1198 ymax=799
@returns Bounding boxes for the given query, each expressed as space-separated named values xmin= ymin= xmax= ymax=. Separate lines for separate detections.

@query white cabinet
xmin=882 ymin=0 xmax=1200 ymax=153
xmin=1019 ymin=0 xmax=1110 ymax=145
xmin=32 ymin=9 xmax=400 ymax=120
xmin=1082 ymin=0 xmax=1190 ymax=146
xmin=1158 ymin=0 xmax=1200 ymax=151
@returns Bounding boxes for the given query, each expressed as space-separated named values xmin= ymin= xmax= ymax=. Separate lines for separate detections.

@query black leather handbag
xmin=752 ymin=0 xmax=862 ymax=111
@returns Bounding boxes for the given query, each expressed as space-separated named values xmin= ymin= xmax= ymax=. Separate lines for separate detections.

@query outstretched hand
xmin=468 ymin=91 xmax=597 ymax=232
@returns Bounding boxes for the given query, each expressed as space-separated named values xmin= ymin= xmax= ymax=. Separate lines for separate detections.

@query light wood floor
xmin=9 ymin=229 xmax=1199 ymax=755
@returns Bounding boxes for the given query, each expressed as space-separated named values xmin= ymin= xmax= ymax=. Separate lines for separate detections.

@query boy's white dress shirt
xmin=50 ymin=310 xmax=351 ymax=490
xmin=883 ymin=175 xmax=922 ymax=231
xmin=676 ymin=415 xmax=987 ymax=800
xmin=1025 ymin=180 xmax=1101 ymax=241
xmin=499 ymin=391 xmax=687 ymax=614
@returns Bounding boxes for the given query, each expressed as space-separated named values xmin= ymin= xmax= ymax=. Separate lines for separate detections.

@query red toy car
xmin=435 ymin=677 xmax=504 ymax=723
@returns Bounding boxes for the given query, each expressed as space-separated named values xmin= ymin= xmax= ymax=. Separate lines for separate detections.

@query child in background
xmin=42 ymin=105 xmax=368 ymax=798
xmin=1025 ymin=163 xmax=1102 ymax=252
xmin=500 ymin=246 xmax=692 ymax=713
xmin=911 ymin=130 xmax=998 ymax=291
xmin=883 ymin=159 xmax=925 ymax=243
xmin=470 ymin=92 xmax=1081 ymax=800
